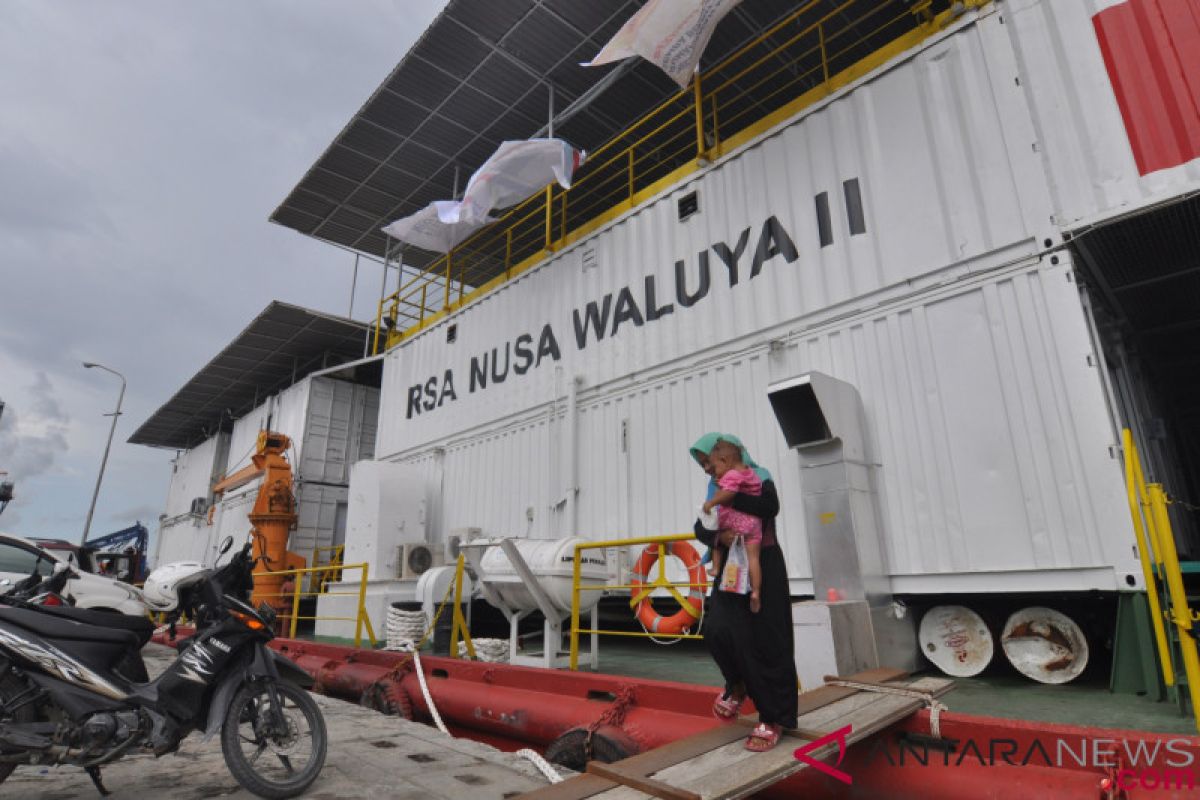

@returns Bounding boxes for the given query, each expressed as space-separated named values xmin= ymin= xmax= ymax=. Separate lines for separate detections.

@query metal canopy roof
xmin=269 ymin=0 xmax=816 ymax=269
xmin=129 ymin=302 xmax=371 ymax=450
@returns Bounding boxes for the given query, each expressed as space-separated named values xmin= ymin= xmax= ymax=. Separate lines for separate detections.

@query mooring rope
xmin=823 ymin=678 xmax=947 ymax=739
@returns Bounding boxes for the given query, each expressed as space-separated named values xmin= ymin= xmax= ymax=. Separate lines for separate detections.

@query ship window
xmin=446 ymin=324 xmax=457 ymax=344
xmin=815 ymin=192 xmax=833 ymax=247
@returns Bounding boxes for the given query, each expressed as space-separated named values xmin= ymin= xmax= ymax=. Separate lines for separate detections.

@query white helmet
xmin=142 ymin=561 xmax=209 ymax=611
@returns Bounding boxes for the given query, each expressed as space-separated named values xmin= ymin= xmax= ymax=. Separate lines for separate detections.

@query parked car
xmin=0 ymin=532 xmax=147 ymax=615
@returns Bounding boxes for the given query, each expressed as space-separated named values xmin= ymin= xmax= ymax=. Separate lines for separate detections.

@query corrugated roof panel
xmin=286 ymin=190 xmax=337 ymax=219
xmin=502 ymin=5 xmax=579 ymax=74
xmin=467 ymin=51 xmax=534 ymax=106
xmin=130 ymin=302 xmax=370 ymax=449
xmin=346 ymin=185 xmax=404 ymax=218
xmin=415 ymin=17 xmax=493 ymax=79
xmin=358 ymin=91 xmax=426 ymax=136
xmin=440 ymin=83 xmax=509 ymax=131
xmin=453 ymin=0 xmax=534 ymax=41
xmin=302 ymin=169 xmax=360 ymax=202
xmin=387 ymin=139 xmax=449 ymax=178
xmin=320 ymin=145 xmax=379 ymax=183
xmin=339 ymin=119 xmax=405 ymax=161
xmin=386 ymin=56 xmax=460 ymax=108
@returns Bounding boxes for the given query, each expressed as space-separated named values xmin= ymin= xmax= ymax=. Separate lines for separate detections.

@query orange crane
xmin=211 ymin=431 xmax=305 ymax=610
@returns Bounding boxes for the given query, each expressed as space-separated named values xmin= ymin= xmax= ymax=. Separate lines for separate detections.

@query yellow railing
xmin=373 ymin=0 xmax=985 ymax=350
xmin=568 ymin=533 xmax=705 ymax=670
xmin=1123 ymin=428 xmax=1200 ymax=731
xmin=258 ymin=561 xmax=377 ymax=648
xmin=308 ymin=544 xmax=345 ymax=594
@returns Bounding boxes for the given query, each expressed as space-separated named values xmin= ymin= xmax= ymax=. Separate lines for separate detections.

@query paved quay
xmin=8 ymin=644 xmax=557 ymax=799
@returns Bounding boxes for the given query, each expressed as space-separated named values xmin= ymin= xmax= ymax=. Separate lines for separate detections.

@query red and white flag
xmin=584 ymin=0 xmax=742 ymax=89
xmin=435 ymin=138 xmax=586 ymax=226
xmin=381 ymin=202 xmax=485 ymax=254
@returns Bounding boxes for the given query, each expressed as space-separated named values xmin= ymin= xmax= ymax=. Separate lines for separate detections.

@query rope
xmin=824 ymin=678 xmax=947 ymax=739
xmin=384 ymin=585 xmax=561 ymax=784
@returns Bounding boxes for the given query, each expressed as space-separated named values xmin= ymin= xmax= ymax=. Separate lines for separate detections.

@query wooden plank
xmin=665 ymin=677 xmax=954 ymax=800
xmin=590 ymin=677 xmax=953 ymax=800
xmin=516 ymin=667 xmax=916 ymax=800
xmin=517 ymin=774 xmax=616 ymax=800
xmin=586 ymin=763 xmax=701 ymax=800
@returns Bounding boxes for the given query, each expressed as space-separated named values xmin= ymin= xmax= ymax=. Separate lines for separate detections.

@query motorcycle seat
xmin=0 ymin=606 xmax=140 ymax=649
xmin=34 ymin=606 xmax=155 ymax=647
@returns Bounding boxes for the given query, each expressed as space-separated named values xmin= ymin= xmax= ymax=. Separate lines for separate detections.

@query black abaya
xmin=695 ymin=480 xmax=798 ymax=729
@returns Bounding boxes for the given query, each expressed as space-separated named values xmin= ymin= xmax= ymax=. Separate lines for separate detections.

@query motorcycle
xmin=0 ymin=535 xmax=327 ymax=798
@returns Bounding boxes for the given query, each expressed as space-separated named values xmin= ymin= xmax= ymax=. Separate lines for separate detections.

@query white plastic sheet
xmin=434 ymin=139 xmax=586 ymax=226
xmin=584 ymin=0 xmax=742 ymax=88
xmin=381 ymin=202 xmax=486 ymax=254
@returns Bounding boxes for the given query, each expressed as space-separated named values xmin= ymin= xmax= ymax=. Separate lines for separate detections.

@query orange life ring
xmin=629 ymin=541 xmax=706 ymax=635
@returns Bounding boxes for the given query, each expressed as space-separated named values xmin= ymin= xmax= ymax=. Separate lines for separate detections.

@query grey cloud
xmin=0 ymin=373 xmax=71 ymax=481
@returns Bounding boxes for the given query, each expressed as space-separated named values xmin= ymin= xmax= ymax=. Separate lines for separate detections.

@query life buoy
xmin=629 ymin=541 xmax=706 ymax=635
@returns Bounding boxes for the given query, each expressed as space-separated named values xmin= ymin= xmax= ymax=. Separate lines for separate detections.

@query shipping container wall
xmin=1006 ymin=0 xmax=1200 ymax=227
xmin=209 ymin=489 xmax=257 ymax=556
xmin=300 ymin=378 xmax=380 ymax=484
xmin=154 ymin=516 xmax=216 ymax=569
xmin=226 ymin=378 xmax=312 ymax=476
xmin=378 ymin=9 xmax=1057 ymax=459
xmin=291 ymin=483 xmax=349 ymax=558
xmin=409 ymin=256 xmax=1139 ymax=592
xmin=163 ymin=432 xmax=228 ymax=518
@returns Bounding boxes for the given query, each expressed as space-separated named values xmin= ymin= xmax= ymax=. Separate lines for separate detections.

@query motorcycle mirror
xmin=219 ymin=535 xmax=234 ymax=555
xmin=0 ymin=579 xmax=10 ymax=588
xmin=52 ymin=562 xmax=68 ymax=575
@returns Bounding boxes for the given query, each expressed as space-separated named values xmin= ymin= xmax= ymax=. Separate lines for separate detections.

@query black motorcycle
xmin=0 ymin=536 xmax=327 ymax=798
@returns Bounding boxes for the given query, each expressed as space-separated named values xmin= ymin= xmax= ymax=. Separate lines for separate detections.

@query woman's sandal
xmin=745 ymin=723 xmax=783 ymax=752
xmin=712 ymin=692 xmax=745 ymax=720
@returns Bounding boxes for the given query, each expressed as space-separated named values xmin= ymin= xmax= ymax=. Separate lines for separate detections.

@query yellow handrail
xmin=257 ymin=561 xmax=376 ymax=648
xmin=371 ymin=0 xmax=984 ymax=350
xmin=569 ymin=533 xmax=702 ymax=670
xmin=1123 ymin=428 xmax=1200 ymax=732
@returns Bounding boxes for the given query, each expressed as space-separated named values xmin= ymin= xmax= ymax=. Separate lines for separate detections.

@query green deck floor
xmin=578 ymin=638 xmax=1198 ymax=736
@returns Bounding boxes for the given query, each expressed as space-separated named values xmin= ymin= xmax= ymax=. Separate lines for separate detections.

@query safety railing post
xmin=1123 ymin=429 xmax=1174 ymax=687
xmin=443 ymin=252 xmax=452 ymax=311
xmin=1148 ymin=483 xmax=1200 ymax=733
xmin=570 ymin=542 xmax=583 ymax=670
xmin=355 ymin=563 xmax=369 ymax=648
xmin=289 ymin=570 xmax=302 ymax=639
xmin=372 ymin=298 xmax=384 ymax=355
xmin=819 ymin=22 xmax=829 ymax=85
xmin=544 ymin=186 xmax=554 ymax=251
xmin=505 ymin=228 xmax=513 ymax=279
xmin=420 ymin=284 xmax=427 ymax=323
xmin=693 ymin=73 xmax=706 ymax=161
xmin=627 ymin=149 xmax=635 ymax=201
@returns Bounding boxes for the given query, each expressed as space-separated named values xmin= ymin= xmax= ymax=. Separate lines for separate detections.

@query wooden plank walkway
xmin=519 ymin=669 xmax=954 ymax=800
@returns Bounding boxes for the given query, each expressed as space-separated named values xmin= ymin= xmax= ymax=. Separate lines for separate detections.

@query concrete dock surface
xmin=7 ymin=644 xmax=555 ymax=799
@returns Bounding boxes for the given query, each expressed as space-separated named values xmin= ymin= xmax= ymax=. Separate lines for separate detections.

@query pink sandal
xmin=745 ymin=723 xmax=782 ymax=752
xmin=712 ymin=692 xmax=745 ymax=720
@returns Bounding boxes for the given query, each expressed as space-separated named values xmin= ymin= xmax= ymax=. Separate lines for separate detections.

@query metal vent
xmin=446 ymin=324 xmax=457 ymax=343
xmin=843 ymin=178 xmax=866 ymax=235
xmin=581 ymin=247 xmax=598 ymax=272
xmin=815 ymin=192 xmax=833 ymax=247
xmin=678 ymin=191 xmax=699 ymax=221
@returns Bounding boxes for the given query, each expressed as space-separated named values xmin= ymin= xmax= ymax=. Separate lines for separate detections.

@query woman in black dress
xmin=691 ymin=432 xmax=798 ymax=751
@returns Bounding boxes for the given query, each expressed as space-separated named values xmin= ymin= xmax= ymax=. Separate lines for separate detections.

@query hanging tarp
xmin=435 ymin=138 xmax=586 ymax=226
xmin=584 ymin=0 xmax=742 ymax=89
xmin=381 ymin=203 xmax=485 ymax=254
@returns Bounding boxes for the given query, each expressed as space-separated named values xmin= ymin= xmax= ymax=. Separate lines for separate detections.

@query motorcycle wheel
xmin=0 ymin=673 xmax=36 ymax=785
xmin=221 ymin=681 xmax=327 ymax=799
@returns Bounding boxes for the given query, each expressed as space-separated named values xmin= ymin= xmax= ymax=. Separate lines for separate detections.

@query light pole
xmin=81 ymin=362 xmax=126 ymax=546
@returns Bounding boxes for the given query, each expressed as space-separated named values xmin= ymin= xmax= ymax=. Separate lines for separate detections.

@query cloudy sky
xmin=0 ymin=0 xmax=445 ymax=540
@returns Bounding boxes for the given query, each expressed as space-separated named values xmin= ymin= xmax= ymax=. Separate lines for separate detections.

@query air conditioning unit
xmin=398 ymin=543 xmax=444 ymax=580
xmin=189 ymin=497 xmax=209 ymax=516
xmin=445 ymin=527 xmax=482 ymax=563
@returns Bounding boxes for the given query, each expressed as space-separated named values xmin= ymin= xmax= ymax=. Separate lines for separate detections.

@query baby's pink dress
xmin=716 ymin=467 xmax=762 ymax=544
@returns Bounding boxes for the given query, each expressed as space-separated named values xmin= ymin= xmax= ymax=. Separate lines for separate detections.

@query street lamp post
xmin=81 ymin=362 xmax=126 ymax=546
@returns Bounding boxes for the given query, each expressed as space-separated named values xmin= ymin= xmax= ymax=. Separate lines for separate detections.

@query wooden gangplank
xmin=519 ymin=668 xmax=954 ymax=800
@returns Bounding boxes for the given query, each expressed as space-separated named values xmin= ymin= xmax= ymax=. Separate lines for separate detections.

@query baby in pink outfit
xmin=702 ymin=440 xmax=764 ymax=612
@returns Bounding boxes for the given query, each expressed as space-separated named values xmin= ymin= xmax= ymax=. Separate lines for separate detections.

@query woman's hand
xmin=702 ymin=499 xmax=716 ymax=514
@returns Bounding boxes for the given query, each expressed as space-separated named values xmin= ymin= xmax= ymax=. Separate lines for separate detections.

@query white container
xmin=162 ymin=431 xmax=229 ymax=519
xmin=477 ymin=538 xmax=608 ymax=615
xmin=918 ymin=605 xmax=994 ymax=678
xmin=367 ymin=7 xmax=1142 ymax=596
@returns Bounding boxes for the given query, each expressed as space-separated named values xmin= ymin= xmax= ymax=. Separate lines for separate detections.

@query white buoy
xmin=1001 ymin=607 xmax=1089 ymax=684
xmin=918 ymin=605 xmax=994 ymax=677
